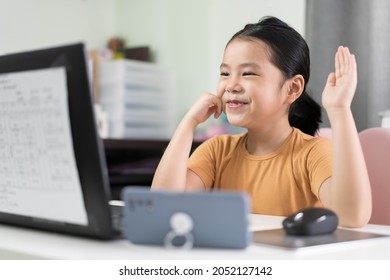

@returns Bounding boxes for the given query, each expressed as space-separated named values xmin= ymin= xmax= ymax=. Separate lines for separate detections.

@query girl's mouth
xmin=226 ymin=99 xmax=248 ymax=109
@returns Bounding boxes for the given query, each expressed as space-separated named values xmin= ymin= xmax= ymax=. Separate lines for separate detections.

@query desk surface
xmin=1 ymin=214 xmax=390 ymax=260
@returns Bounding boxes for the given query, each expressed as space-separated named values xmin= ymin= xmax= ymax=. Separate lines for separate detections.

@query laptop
xmin=0 ymin=43 xmax=118 ymax=239
xmin=0 ymin=43 xmax=251 ymax=248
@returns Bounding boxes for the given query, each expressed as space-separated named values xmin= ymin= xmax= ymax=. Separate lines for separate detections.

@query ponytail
xmin=288 ymin=91 xmax=322 ymax=136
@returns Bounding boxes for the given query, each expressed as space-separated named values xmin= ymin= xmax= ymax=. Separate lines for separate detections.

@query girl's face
xmin=217 ymin=38 xmax=291 ymax=131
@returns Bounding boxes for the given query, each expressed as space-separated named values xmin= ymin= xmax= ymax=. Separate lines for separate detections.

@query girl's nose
xmin=226 ymin=80 xmax=243 ymax=93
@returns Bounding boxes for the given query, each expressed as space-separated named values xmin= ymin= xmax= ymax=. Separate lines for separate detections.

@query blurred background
xmin=1 ymin=0 xmax=389 ymax=138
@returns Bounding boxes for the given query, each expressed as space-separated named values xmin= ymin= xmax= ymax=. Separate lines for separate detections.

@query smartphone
xmin=121 ymin=187 xmax=251 ymax=249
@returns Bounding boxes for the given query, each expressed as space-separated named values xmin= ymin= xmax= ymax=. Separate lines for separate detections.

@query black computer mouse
xmin=282 ymin=207 xmax=338 ymax=236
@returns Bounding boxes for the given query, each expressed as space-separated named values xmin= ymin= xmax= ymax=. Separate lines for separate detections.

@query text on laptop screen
xmin=0 ymin=67 xmax=87 ymax=225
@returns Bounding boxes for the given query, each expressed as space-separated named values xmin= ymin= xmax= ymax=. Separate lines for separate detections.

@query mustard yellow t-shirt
xmin=188 ymin=128 xmax=332 ymax=216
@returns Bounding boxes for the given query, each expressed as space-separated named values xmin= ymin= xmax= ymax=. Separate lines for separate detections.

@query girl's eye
xmin=243 ymin=72 xmax=255 ymax=76
xmin=220 ymin=72 xmax=229 ymax=76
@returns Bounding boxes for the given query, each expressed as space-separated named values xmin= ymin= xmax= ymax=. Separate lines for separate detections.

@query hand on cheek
xmin=186 ymin=92 xmax=223 ymax=125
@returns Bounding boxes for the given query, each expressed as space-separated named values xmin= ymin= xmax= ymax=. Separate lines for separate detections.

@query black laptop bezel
xmin=0 ymin=43 xmax=115 ymax=239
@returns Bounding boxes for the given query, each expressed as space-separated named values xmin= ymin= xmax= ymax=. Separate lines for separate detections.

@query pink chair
xmin=359 ymin=127 xmax=390 ymax=225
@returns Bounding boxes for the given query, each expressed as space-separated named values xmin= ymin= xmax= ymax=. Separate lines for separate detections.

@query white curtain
xmin=306 ymin=0 xmax=390 ymax=130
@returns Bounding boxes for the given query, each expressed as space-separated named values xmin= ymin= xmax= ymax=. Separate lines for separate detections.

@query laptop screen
xmin=0 ymin=43 xmax=115 ymax=239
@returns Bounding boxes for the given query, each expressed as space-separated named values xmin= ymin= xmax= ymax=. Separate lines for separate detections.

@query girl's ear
xmin=286 ymin=74 xmax=305 ymax=104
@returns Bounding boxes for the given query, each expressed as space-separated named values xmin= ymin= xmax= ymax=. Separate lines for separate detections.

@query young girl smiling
xmin=152 ymin=16 xmax=372 ymax=227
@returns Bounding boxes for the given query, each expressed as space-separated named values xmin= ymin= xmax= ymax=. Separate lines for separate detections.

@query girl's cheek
xmin=216 ymin=82 xmax=226 ymax=98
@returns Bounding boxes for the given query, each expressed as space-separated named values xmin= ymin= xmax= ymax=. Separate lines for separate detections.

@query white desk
xmin=1 ymin=214 xmax=390 ymax=260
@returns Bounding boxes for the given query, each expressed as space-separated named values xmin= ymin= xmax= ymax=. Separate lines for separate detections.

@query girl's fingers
xmin=335 ymin=47 xmax=341 ymax=79
xmin=214 ymin=98 xmax=223 ymax=119
xmin=343 ymin=47 xmax=351 ymax=74
xmin=336 ymin=46 xmax=356 ymax=78
xmin=338 ymin=46 xmax=345 ymax=77
xmin=207 ymin=95 xmax=223 ymax=119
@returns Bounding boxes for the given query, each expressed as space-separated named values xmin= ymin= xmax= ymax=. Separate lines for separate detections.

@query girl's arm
xmin=319 ymin=46 xmax=372 ymax=227
xmin=151 ymin=92 xmax=222 ymax=191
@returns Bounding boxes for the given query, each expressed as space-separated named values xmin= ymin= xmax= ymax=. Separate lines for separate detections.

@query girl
xmin=151 ymin=16 xmax=372 ymax=227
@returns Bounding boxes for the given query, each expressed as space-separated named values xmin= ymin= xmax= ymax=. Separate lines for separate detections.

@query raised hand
xmin=322 ymin=46 xmax=357 ymax=112
xmin=319 ymin=46 xmax=372 ymax=227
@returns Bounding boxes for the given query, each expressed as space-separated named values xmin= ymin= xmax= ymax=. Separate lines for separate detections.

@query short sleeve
xmin=307 ymin=138 xmax=333 ymax=197
xmin=188 ymin=138 xmax=217 ymax=190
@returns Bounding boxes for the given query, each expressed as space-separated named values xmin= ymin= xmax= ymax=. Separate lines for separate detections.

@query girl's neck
xmin=245 ymin=124 xmax=294 ymax=156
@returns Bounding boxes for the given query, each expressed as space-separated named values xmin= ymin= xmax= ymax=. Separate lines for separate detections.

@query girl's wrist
xmin=326 ymin=107 xmax=354 ymax=125
xmin=181 ymin=114 xmax=200 ymax=131
xmin=325 ymin=106 xmax=352 ymax=116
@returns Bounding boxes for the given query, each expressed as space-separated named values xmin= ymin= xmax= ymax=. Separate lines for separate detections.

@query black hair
xmin=228 ymin=16 xmax=322 ymax=136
